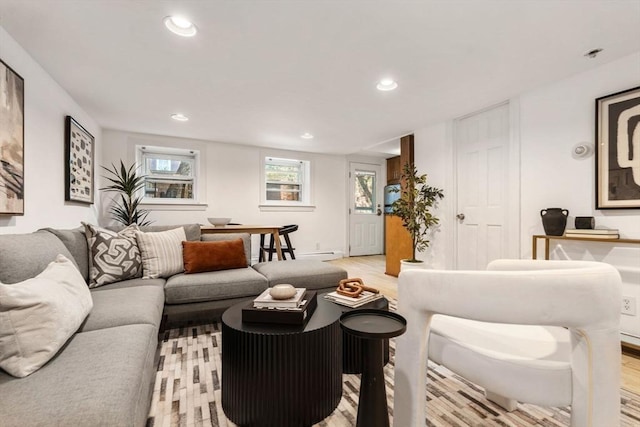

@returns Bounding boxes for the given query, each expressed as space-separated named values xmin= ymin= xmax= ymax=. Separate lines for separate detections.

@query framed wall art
xmin=595 ymin=86 xmax=640 ymax=209
xmin=0 ymin=59 xmax=25 ymax=215
xmin=65 ymin=115 xmax=95 ymax=204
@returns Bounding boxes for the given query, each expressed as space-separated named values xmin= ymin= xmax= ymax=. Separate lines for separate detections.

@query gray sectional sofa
xmin=0 ymin=224 xmax=347 ymax=426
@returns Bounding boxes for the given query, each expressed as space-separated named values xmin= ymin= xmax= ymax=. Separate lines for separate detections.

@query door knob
xmin=456 ymin=213 xmax=465 ymax=220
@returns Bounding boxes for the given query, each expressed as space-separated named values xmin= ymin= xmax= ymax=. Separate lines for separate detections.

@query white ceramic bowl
xmin=208 ymin=217 xmax=232 ymax=227
xmin=269 ymin=284 xmax=296 ymax=300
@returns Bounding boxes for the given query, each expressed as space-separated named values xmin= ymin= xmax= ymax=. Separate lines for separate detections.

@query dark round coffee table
xmin=221 ymin=296 xmax=345 ymax=427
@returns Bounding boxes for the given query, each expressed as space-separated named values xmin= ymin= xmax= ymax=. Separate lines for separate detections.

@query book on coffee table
xmin=242 ymin=291 xmax=317 ymax=325
xmin=324 ymin=290 xmax=384 ymax=308
xmin=252 ymin=287 xmax=307 ymax=308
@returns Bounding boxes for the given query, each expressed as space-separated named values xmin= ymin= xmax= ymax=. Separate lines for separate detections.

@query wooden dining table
xmin=201 ymin=225 xmax=284 ymax=261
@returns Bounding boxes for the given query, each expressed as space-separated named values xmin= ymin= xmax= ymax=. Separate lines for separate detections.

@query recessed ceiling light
xmin=171 ymin=113 xmax=189 ymax=122
xmin=164 ymin=16 xmax=197 ymax=37
xmin=301 ymin=133 xmax=314 ymax=139
xmin=376 ymin=79 xmax=398 ymax=91
xmin=584 ymin=48 xmax=603 ymax=59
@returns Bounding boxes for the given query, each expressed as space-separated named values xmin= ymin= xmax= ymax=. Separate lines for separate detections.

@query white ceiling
xmin=1 ymin=1 xmax=639 ymax=156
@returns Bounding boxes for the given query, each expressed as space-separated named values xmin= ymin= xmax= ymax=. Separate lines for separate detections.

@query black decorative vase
xmin=540 ymin=208 xmax=569 ymax=236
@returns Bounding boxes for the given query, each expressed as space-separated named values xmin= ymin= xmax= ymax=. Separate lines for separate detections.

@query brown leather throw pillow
xmin=182 ymin=239 xmax=248 ymax=274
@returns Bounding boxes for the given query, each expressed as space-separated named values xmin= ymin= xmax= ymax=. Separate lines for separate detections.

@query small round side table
xmin=340 ymin=309 xmax=407 ymax=427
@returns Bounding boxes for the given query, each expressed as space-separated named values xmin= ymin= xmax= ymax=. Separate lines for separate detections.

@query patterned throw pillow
xmin=135 ymin=227 xmax=187 ymax=279
xmin=83 ymin=223 xmax=142 ymax=288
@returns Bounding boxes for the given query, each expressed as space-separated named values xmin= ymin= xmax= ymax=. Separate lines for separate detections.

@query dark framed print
xmin=596 ymin=86 xmax=640 ymax=209
xmin=0 ymin=59 xmax=25 ymax=215
xmin=65 ymin=115 xmax=94 ymax=204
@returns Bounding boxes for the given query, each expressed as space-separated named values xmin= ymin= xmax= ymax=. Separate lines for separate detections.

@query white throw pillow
xmin=136 ymin=227 xmax=187 ymax=279
xmin=0 ymin=254 xmax=93 ymax=377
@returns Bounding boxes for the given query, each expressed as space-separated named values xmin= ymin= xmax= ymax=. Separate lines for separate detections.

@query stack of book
xmin=242 ymin=288 xmax=317 ymax=325
xmin=324 ymin=290 xmax=384 ymax=308
xmin=564 ymin=229 xmax=620 ymax=239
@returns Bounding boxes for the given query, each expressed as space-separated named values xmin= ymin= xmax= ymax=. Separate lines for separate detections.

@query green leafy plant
xmin=391 ymin=163 xmax=444 ymax=262
xmin=100 ymin=161 xmax=152 ymax=226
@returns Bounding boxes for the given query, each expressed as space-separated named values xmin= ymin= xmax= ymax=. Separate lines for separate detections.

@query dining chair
xmin=259 ymin=224 xmax=298 ymax=261
xmin=393 ymin=259 xmax=622 ymax=427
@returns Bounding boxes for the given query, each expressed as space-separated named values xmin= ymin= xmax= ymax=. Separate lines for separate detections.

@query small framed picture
xmin=595 ymin=86 xmax=640 ymax=209
xmin=65 ymin=116 xmax=94 ymax=204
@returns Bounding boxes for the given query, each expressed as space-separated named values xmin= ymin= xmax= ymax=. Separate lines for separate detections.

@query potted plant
xmin=391 ymin=162 xmax=444 ymax=267
xmin=101 ymin=161 xmax=152 ymax=226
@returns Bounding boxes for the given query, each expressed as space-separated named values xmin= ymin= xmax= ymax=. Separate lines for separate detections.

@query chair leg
xmin=259 ymin=234 xmax=265 ymax=262
xmin=268 ymin=234 xmax=274 ymax=261
xmin=283 ymin=234 xmax=295 ymax=260
xmin=485 ymin=390 xmax=517 ymax=412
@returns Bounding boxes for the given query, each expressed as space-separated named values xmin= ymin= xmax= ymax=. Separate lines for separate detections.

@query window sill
xmin=259 ymin=204 xmax=316 ymax=212
xmin=140 ymin=201 xmax=208 ymax=211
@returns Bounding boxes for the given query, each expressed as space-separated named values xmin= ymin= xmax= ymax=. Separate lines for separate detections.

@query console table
xmin=532 ymin=234 xmax=640 ymax=260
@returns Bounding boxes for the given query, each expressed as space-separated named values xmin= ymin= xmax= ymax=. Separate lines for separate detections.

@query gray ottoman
xmin=252 ymin=260 xmax=347 ymax=293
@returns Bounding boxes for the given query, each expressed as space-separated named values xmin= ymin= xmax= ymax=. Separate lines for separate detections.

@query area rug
xmin=147 ymin=321 xmax=640 ymax=427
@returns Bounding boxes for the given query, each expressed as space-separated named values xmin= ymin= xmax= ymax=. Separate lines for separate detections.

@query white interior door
xmin=349 ymin=162 xmax=383 ymax=256
xmin=455 ymin=103 xmax=510 ymax=270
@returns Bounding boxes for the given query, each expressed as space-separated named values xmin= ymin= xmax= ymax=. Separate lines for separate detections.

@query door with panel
xmin=455 ymin=103 xmax=511 ymax=270
xmin=349 ymin=162 xmax=383 ymax=256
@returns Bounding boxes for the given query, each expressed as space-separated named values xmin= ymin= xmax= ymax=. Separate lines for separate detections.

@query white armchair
xmin=393 ymin=259 xmax=622 ymax=427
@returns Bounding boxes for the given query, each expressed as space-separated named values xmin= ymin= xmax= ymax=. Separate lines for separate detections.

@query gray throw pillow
xmin=83 ymin=223 xmax=142 ymax=288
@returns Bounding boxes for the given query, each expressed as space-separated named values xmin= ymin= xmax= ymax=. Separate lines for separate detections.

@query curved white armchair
xmin=393 ymin=260 xmax=622 ymax=427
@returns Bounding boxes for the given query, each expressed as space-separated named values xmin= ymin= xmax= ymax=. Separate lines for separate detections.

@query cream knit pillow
xmin=135 ymin=227 xmax=187 ymax=279
xmin=0 ymin=254 xmax=93 ymax=377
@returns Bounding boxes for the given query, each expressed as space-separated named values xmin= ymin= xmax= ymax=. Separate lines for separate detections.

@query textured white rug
xmin=146 ymin=321 xmax=640 ymax=427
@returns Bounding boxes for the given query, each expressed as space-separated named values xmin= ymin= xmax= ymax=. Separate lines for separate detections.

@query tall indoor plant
xmin=391 ymin=163 xmax=444 ymax=264
xmin=101 ymin=161 xmax=152 ymax=226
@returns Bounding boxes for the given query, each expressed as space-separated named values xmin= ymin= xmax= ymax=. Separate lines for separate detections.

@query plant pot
xmin=400 ymin=259 xmax=426 ymax=272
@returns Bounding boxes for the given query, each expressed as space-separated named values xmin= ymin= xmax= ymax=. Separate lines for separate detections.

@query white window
xmin=137 ymin=146 xmax=199 ymax=203
xmin=262 ymin=156 xmax=312 ymax=207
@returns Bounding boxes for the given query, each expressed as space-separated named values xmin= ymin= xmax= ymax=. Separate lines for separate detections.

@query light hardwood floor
xmin=327 ymin=255 xmax=640 ymax=394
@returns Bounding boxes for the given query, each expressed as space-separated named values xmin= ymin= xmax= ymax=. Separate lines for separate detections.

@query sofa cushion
xmin=40 ymin=227 xmax=90 ymax=282
xmin=109 ymin=223 xmax=201 ymax=242
xmin=80 ymin=285 xmax=165 ymax=332
xmin=0 ymin=324 xmax=157 ymax=427
xmin=90 ymin=276 xmax=166 ymax=291
xmin=165 ymin=268 xmax=268 ymax=304
xmin=183 ymin=239 xmax=248 ymax=274
xmin=0 ymin=255 xmax=93 ymax=377
xmin=136 ymin=227 xmax=186 ymax=279
xmin=252 ymin=260 xmax=347 ymax=290
xmin=84 ymin=223 xmax=142 ymax=288
xmin=0 ymin=231 xmax=74 ymax=284
xmin=201 ymin=232 xmax=251 ymax=264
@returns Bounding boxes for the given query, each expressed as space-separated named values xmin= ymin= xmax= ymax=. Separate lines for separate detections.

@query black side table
xmin=340 ymin=309 xmax=407 ymax=427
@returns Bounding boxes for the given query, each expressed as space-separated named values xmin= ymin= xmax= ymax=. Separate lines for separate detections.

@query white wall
xmin=413 ymin=51 xmax=640 ymax=341
xmin=0 ymin=25 xmax=101 ymax=234
xmin=101 ymin=130 xmax=347 ymax=259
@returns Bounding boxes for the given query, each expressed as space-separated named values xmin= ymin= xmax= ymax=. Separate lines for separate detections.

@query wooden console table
xmin=532 ymin=234 xmax=640 ymax=260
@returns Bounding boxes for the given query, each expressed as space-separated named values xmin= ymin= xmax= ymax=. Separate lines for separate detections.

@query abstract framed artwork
xmin=595 ymin=86 xmax=640 ymax=209
xmin=65 ymin=115 xmax=95 ymax=204
xmin=0 ymin=59 xmax=25 ymax=215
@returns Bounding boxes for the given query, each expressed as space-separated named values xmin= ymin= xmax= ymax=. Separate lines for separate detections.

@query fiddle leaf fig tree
xmin=100 ymin=161 xmax=152 ymax=226
xmin=391 ymin=163 xmax=444 ymax=262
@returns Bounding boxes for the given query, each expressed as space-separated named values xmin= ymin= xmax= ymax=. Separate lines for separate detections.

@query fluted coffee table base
xmin=221 ymin=298 xmax=343 ymax=427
